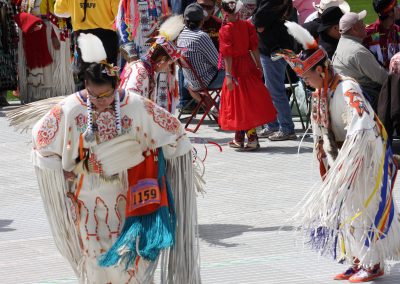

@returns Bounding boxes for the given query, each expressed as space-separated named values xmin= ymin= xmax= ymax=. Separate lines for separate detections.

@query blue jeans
xmin=260 ymin=55 xmax=294 ymax=134
xmin=170 ymin=0 xmax=182 ymax=14
xmin=169 ymin=0 xmax=195 ymax=14
xmin=178 ymin=67 xmax=193 ymax=107
xmin=208 ymin=70 xmax=225 ymax=89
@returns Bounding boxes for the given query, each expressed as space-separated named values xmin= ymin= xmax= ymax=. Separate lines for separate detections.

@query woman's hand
xmin=63 ymin=170 xmax=76 ymax=181
xmin=226 ymin=77 xmax=234 ymax=91
xmin=257 ymin=27 xmax=264 ymax=33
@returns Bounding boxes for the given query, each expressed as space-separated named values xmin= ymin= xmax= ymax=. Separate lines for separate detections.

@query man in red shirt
xmin=364 ymin=0 xmax=400 ymax=69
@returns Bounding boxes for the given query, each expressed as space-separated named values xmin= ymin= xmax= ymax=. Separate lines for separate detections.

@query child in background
xmin=218 ymin=0 xmax=276 ymax=151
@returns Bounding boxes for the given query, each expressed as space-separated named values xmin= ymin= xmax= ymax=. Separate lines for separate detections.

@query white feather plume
xmin=159 ymin=15 xmax=185 ymax=41
xmin=77 ymin=33 xmax=107 ymax=63
xmin=284 ymin=21 xmax=316 ymax=50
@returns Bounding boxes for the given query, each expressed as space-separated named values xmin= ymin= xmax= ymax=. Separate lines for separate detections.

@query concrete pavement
xmin=1 ymin=104 xmax=399 ymax=284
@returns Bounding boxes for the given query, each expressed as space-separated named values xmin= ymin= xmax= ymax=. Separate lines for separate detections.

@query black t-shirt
xmin=252 ymin=0 xmax=295 ymax=56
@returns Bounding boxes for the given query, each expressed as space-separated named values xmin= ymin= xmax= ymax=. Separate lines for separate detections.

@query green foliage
xmin=347 ymin=0 xmax=377 ymax=24
xmin=6 ymin=90 xmax=18 ymax=101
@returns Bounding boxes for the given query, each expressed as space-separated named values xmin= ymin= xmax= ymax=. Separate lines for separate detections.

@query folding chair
xmin=177 ymin=56 xmax=221 ymax=133
xmin=285 ymin=68 xmax=310 ymax=130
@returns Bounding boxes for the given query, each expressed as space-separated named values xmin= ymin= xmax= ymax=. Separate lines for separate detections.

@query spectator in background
xmin=253 ymin=0 xmax=296 ymax=141
xmin=389 ymin=51 xmax=400 ymax=73
xmin=54 ymin=0 xmax=119 ymax=90
xmin=240 ymin=0 xmax=257 ymax=20
xmin=293 ymin=0 xmax=320 ymax=24
xmin=171 ymin=0 xmax=196 ymax=14
xmin=303 ymin=0 xmax=350 ymax=39
xmin=378 ymin=51 xmax=400 ymax=143
xmin=198 ymin=0 xmax=222 ymax=49
xmin=178 ymin=0 xmax=222 ymax=112
xmin=177 ymin=3 xmax=223 ymax=102
xmin=333 ymin=11 xmax=388 ymax=109
xmin=364 ymin=0 xmax=400 ymax=69
xmin=317 ymin=6 xmax=343 ymax=58
xmin=0 ymin=0 xmax=18 ymax=107
xmin=395 ymin=3 xmax=400 ymax=25
xmin=177 ymin=1 xmax=221 ymax=112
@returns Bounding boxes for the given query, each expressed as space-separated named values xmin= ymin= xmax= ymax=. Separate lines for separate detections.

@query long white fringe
xmin=160 ymin=151 xmax=202 ymax=283
xmin=292 ymin=130 xmax=400 ymax=267
xmin=7 ymin=96 xmax=65 ymax=132
xmin=34 ymin=165 xmax=85 ymax=282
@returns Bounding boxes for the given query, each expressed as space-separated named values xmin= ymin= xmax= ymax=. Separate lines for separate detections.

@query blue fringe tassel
xmin=308 ymin=226 xmax=337 ymax=259
xmin=98 ymin=149 xmax=176 ymax=269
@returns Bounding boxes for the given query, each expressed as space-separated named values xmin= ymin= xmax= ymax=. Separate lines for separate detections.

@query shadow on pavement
xmin=0 ymin=219 xmax=16 ymax=232
xmin=199 ymin=224 xmax=295 ymax=247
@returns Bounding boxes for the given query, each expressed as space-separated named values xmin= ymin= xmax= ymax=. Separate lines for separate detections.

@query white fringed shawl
xmin=293 ymin=79 xmax=400 ymax=267
xmin=33 ymin=159 xmax=85 ymax=282
xmin=19 ymin=92 xmax=203 ymax=283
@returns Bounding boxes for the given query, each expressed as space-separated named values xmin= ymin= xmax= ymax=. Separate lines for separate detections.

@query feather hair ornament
xmin=284 ymin=21 xmax=318 ymax=50
xmin=158 ymin=15 xmax=185 ymax=41
xmin=77 ymin=33 xmax=107 ymax=63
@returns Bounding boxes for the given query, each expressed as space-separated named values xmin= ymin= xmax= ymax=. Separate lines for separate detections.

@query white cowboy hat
xmin=313 ymin=0 xmax=351 ymax=14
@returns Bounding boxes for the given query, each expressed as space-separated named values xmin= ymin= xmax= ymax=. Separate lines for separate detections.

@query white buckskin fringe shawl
xmin=160 ymin=151 xmax=201 ymax=284
xmin=291 ymin=79 xmax=400 ymax=268
xmin=292 ymin=127 xmax=400 ymax=267
xmin=34 ymin=164 xmax=85 ymax=282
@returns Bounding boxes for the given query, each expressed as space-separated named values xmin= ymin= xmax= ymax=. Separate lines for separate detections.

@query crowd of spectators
xmin=2 ymin=0 xmax=400 ymax=145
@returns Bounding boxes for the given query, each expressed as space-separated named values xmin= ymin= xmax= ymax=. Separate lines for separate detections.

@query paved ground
xmin=1 ymin=103 xmax=400 ymax=284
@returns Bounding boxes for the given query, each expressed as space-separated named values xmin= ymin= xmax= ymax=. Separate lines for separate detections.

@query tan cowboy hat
xmin=313 ymin=0 xmax=351 ymax=14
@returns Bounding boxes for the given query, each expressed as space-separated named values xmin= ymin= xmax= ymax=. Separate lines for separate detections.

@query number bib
xmin=126 ymin=149 xmax=170 ymax=217
xmin=128 ymin=178 xmax=161 ymax=216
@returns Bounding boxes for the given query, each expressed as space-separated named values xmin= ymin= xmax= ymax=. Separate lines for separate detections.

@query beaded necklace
xmin=84 ymin=90 xmax=122 ymax=143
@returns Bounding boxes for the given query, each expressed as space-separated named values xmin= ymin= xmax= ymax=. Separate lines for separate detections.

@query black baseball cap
xmin=184 ymin=3 xmax=204 ymax=22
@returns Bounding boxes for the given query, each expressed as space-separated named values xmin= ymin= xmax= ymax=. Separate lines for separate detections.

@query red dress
xmin=219 ymin=20 xmax=276 ymax=131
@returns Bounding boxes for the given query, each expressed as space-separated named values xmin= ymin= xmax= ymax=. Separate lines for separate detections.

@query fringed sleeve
xmin=294 ymin=81 xmax=400 ymax=267
xmin=138 ymin=95 xmax=202 ymax=283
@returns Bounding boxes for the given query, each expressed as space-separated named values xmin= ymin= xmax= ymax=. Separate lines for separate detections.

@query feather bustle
xmin=159 ymin=15 xmax=184 ymax=41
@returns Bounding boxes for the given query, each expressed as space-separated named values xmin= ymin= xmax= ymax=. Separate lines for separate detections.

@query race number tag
xmin=129 ymin=178 xmax=161 ymax=213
